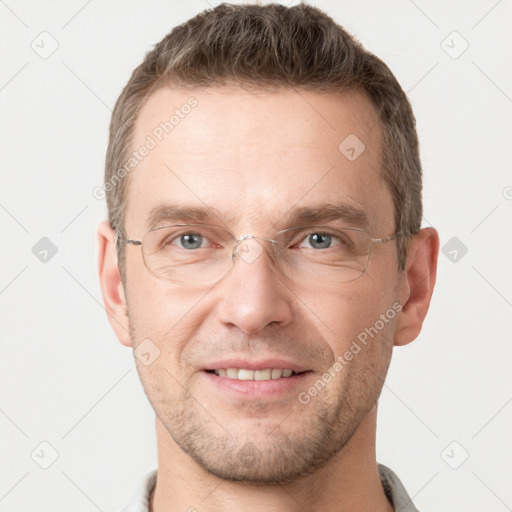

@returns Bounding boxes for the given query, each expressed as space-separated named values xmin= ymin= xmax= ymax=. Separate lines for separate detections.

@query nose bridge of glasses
xmin=232 ymin=234 xmax=278 ymax=264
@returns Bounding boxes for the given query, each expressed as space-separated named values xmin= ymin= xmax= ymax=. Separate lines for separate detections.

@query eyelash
xmin=161 ymin=229 xmax=350 ymax=250
xmin=293 ymin=231 xmax=348 ymax=248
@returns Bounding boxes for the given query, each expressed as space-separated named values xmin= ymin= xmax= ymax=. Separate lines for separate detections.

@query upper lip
xmin=203 ymin=358 xmax=311 ymax=373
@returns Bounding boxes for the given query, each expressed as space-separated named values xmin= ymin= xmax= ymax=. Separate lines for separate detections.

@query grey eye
xmin=176 ymin=233 xmax=204 ymax=249
xmin=300 ymin=232 xmax=341 ymax=249
xmin=308 ymin=233 xmax=331 ymax=249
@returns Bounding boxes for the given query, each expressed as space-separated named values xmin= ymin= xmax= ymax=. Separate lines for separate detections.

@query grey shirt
xmin=120 ymin=464 xmax=418 ymax=512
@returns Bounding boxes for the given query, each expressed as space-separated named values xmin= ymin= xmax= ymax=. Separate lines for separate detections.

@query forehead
xmin=126 ymin=85 xmax=394 ymax=236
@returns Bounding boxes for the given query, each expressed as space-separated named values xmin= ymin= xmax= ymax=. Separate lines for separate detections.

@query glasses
xmin=124 ymin=224 xmax=399 ymax=286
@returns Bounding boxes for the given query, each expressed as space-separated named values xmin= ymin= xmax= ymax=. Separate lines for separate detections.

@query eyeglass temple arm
xmin=370 ymin=232 xmax=401 ymax=244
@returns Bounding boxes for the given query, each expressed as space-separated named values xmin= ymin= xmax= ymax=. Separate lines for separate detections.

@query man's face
xmin=123 ymin=86 xmax=405 ymax=483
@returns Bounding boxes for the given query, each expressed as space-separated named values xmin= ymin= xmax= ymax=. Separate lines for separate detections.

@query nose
xmin=216 ymin=238 xmax=293 ymax=334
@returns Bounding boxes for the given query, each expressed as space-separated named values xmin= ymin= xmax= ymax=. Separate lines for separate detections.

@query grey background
xmin=1 ymin=0 xmax=511 ymax=510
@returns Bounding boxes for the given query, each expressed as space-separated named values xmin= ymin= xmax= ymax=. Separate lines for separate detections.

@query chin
xmin=165 ymin=402 xmax=359 ymax=486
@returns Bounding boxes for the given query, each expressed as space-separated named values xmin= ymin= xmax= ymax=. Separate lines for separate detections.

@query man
xmin=97 ymin=3 xmax=439 ymax=511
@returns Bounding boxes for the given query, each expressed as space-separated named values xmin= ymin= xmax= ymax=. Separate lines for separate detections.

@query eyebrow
xmin=146 ymin=204 xmax=240 ymax=231
xmin=145 ymin=201 xmax=369 ymax=231
xmin=283 ymin=203 xmax=369 ymax=229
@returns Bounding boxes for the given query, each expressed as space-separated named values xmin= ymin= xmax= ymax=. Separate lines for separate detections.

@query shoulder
xmin=117 ymin=470 xmax=157 ymax=512
xmin=378 ymin=463 xmax=419 ymax=512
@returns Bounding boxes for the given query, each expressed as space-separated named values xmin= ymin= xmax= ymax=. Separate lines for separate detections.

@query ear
xmin=394 ymin=227 xmax=439 ymax=346
xmin=97 ymin=220 xmax=132 ymax=347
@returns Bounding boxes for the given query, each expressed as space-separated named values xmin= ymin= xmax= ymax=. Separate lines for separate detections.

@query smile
xmin=208 ymin=368 xmax=299 ymax=380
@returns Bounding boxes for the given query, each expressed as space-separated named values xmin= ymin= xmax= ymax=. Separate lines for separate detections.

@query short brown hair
xmin=105 ymin=2 xmax=422 ymax=277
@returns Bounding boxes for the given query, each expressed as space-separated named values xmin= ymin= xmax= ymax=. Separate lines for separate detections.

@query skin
xmin=98 ymin=85 xmax=439 ymax=512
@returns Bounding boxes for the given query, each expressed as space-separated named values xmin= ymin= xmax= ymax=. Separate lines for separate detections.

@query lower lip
xmin=201 ymin=370 xmax=312 ymax=399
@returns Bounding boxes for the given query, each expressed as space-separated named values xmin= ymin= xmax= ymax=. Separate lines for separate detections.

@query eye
xmin=298 ymin=232 xmax=346 ymax=250
xmin=170 ymin=232 xmax=208 ymax=250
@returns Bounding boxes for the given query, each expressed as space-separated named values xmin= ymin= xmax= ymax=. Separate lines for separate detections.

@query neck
xmin=150 ymin=406 xmax=393 ymax=512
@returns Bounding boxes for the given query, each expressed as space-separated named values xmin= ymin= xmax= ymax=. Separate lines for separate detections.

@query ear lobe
xmin=394 ymin=227 xmax=439 ymax=347
xmin=97 ymin=220 xmax=132 ymax=347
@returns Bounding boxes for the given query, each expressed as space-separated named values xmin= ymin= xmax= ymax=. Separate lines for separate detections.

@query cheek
xmin=316 ymin=286 xmax=396 ymax=402
xmin=124 ymin=252 xmax=225 ymax=380
xmin=125 ymin=267 xmax=207 ymax=358
xmin=308 ymin=282 xmax=395 ymax=356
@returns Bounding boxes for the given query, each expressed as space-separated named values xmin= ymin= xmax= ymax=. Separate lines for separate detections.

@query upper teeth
xmin=214 ymin=368 xmax=295 ymax=380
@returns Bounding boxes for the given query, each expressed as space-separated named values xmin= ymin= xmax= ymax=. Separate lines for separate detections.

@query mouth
xmin=205 ymin=368 xmax=305 ymax=381
xmin=201 ymin=359 xmax=313 ymax=399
